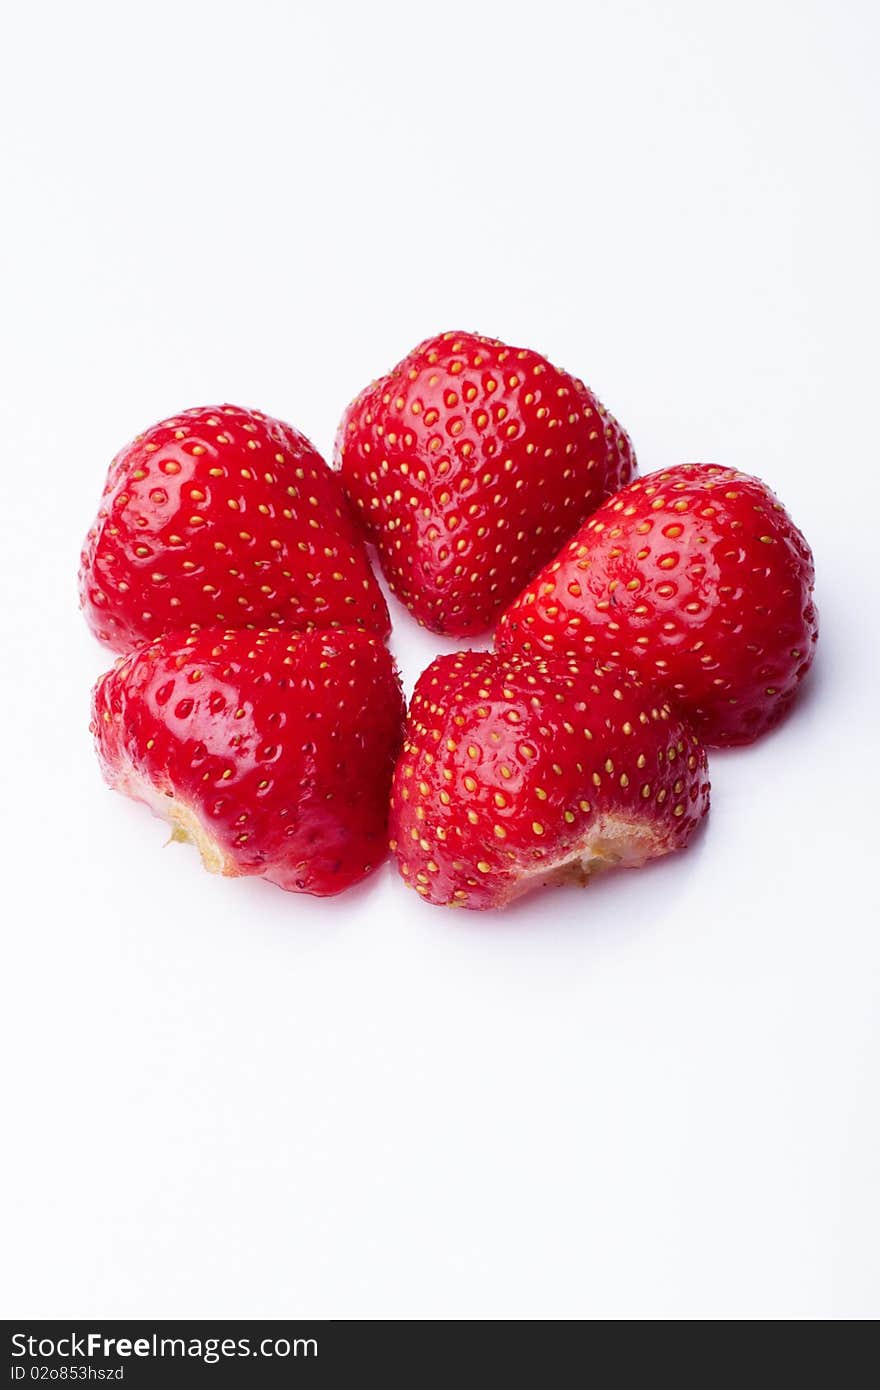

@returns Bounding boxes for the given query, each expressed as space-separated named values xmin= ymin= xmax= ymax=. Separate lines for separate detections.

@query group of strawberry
xmin=80 ymin=331 xmax=818 ymax=911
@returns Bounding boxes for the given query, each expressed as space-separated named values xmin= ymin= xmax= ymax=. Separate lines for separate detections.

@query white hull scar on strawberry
xmin=389 ymin=651 xmax=710 ymax=909
xmin=92 ymin=627 xmax=405 ymax=896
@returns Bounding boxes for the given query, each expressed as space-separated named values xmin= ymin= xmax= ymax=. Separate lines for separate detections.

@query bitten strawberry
xmin=497 ymin=465 xmax=818 ymax=747
xmin=80 ymin=404 xmax=390 ymax=653
xmin=92 ymin=627 xmax=404 ymax=896
xmin=389 ymin=650 xmax=709 ymax=910
xmin=335 ymin=331 xmax=636 ymax=637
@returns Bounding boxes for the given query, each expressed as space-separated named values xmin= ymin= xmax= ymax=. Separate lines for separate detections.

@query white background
xmin=1 ymin=0 xmax=878 ymax=1320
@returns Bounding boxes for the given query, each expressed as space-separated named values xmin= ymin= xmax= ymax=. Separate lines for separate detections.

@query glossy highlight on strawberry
xmin=335 ymin=331 xmax=636 ymax=637
xmin=92 ymin=627 xmax=405 ymax=896
xmin=390 ymin=649 xmax=709 ymax=909
xmin=80 ymin=404 xmax=390 ymax=654
xmin=497 ymin=464 xmax=818 ymax=746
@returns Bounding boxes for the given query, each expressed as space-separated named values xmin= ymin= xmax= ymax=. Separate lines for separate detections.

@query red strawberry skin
xmin=497 ymin=465 xmax=818 ymax=747
xmin=335 ymin=331 xmax=636 ymax=637
xmin=92 ymin=627 xmax=404 ymax=896
xmin=80 ymin=404 xmax=390 ymax=654
xmin=389 ymin=650 xmax=709 ymax=909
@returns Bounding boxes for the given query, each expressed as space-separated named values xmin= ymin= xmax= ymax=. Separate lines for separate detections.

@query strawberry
xmin=92 ymin=626 xmax=404 ymax=896
xmin=80 ymin=404 xmax=390 ymax=654
xmin=389 ymin=650 xmax=709 ymax=910
xmin=335 ymin=331 xmax=636 ymax=637
xmin=497 ymin=464 xmax=818 ymax=747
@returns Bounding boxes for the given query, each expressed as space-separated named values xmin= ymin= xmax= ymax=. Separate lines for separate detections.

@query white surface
xmin=1 ymin=0 xmax=878 ymax=1320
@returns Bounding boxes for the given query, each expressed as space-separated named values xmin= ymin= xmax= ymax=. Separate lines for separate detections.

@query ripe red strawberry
xmin=92 ymin=627 xmax=404 ymax=896
xmin=390 ymin=650 xmax=709 ymax=910
xmin=497 ymin=464 xmax=818 ymax=747
xmin=80 ymin=404 xmax=390 ymax=654
xmin=335 ymin=331 xmax=636 ymax=637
